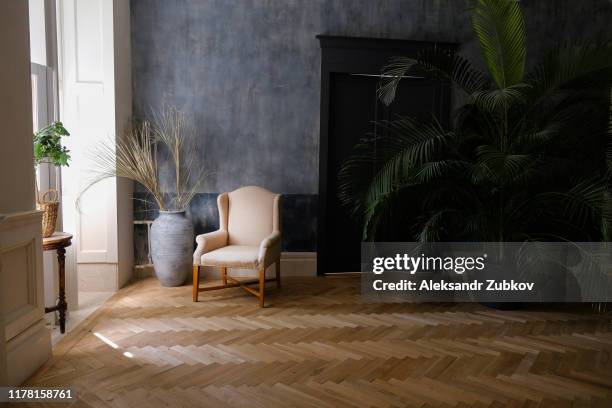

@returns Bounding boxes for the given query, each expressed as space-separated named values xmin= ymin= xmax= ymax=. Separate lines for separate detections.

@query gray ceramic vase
xmin=150 ymin=210 xmax=194 ymax=286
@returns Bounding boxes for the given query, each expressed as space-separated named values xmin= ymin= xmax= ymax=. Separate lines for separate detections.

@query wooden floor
xmin=21 ymin=276 xmax=612 ymax=407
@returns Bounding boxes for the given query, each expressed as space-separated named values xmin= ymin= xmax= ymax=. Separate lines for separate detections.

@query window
xmin=29 ymin=0 xmax=60 ymax=195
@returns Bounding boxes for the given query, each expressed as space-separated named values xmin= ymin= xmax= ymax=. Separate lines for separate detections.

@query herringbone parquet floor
xmin=20 ymin=276 xmax=612 ymax=407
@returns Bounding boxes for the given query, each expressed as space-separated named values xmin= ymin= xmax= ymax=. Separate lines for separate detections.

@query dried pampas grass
xmin=79 ymin=106 xmax=205 ymax=212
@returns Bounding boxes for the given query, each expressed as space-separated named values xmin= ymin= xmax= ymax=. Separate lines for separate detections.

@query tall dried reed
xmin=79 ymin=106 xmax=205 ymax=212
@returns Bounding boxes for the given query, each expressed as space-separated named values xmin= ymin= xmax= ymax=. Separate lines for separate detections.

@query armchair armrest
xmin=258 ymin=231 xmax=281 ymax=266
xmin=193 ymin=230 xmax=228 ymax=265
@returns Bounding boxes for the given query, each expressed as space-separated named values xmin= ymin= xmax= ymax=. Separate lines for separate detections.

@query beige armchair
xmin=192 ymin=186 xmax=282 ymax=307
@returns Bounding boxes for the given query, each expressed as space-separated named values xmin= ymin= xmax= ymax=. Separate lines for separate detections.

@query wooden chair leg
xmin=259 ymin=267 xmax=265 ymax=307
xmin=275 ymin=261 xmax=281 ymax=288
xmin=221 ymin=266 xmax=227 ymax=285
xmin=192 ymin=265 xmax=200 ymax=302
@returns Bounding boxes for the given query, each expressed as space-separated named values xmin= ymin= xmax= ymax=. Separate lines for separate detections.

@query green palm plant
xmin=339 ymin=0 xmax=612 ymax=244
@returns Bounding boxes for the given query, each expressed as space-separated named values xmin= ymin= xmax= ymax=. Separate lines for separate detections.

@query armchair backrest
xmin=217 ymin=186 xmax=281 ymax=246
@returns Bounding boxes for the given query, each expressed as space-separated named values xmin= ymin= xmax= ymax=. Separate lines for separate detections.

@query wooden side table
xmin=43 ymin=232 xmax=72 ymax=334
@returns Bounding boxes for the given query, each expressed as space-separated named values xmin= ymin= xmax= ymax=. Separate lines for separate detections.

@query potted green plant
xmin=33 ymin=121 xmax=70 ymax=237
xmin=339 ymin=0 xmax=612 ymax=305
xmin=81 ymin=106 xmax=205 ymax=286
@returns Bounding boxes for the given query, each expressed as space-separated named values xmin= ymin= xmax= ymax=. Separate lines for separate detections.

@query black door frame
xmin=316 ymin=35 xmax=458 ymax=276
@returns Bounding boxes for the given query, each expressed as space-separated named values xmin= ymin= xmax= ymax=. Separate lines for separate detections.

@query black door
xmin=316 ymin=36 xmax=457 ymax=276
xmin=325 ymin=72 xmax=444 ymax=273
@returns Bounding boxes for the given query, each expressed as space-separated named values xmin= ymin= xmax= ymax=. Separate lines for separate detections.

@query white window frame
xmin=31 ymin=0 xmax=61 ymax=198
xmin=31 ymin=62 xmax=60 ymax=195
xmin=30 ymin=0 xmax=67 ymax=323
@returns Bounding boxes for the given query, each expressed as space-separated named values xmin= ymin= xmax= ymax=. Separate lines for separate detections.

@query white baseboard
xmin=78 ymin=263 xmax=118 ymax=292
xmin=6 ymin=320 xmax=51 ymax=385
xmin=134 ymin=251 xmax=317 ymax=281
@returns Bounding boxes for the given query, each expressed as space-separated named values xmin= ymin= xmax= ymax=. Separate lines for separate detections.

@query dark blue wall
xmin=130 ymin=0 xmax=612 ymax=262
xmin=130 ymin=0 xmax=479 ymax=194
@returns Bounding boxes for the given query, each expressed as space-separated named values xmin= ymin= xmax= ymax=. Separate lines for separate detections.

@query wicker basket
xmin=38 ymin=189 xmax=59 ymax=238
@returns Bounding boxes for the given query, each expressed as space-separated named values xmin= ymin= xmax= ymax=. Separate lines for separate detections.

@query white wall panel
xmin=74 ymin=0 xmax=104 ymax=83
xmin=58 ymin=0 xmax=132 ymax=291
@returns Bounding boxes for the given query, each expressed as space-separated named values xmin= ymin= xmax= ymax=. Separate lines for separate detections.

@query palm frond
xmin=471 ymin=0 xmax=526 ymax=89
xmin=377 ymin=57 xmax=420 ymax=106
xmin=378 ymin=50 xmax=488 ymax=105
xmin=417 ymin=210 xmax=458 ymax=242
xmin=361 ymin=188 xmax=399 ymax=240
xmin=527 ymin=42 xmax=612 ymax=103
xmin=471 ymin=82 xmax=530 ymax=112
xmin=413 ymin=160 xmax=471 ymax=184
xmin=531 ymin=178 xmax=608 ymax=230
xmin=474 ymin=144 xmax=534 ymax=184
xmin=419 ymin=183 xmax=483 ymax=214
xmin=562 ymin=179 xmax=608 ymax=228
xmin=375 ymin=117 xmax=454 ymax=162
xmin=461 ymin=214 xmax=487 ymax=238
xmin=361 ymin=148 xmax=418 ymax=214
xmin=416 ymin=48 xmax=489 ymax=95
xmin=338 ymin=117 xmax=453 ymax=216
xmin=511 ymin=122 xmax=562 ymax=150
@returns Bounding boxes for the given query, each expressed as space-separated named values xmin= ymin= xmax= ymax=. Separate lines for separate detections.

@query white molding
xmin=6 ymin=320 xmax=50 ymax=386
xmin=0 ymin=210 xmax=43 ymax=227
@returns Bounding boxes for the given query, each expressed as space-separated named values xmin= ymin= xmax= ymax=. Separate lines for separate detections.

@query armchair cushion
xmin=201 ymin=245 xmax=261 ymax=269
xmin=228 ymin=186 xmax=278 ymax=246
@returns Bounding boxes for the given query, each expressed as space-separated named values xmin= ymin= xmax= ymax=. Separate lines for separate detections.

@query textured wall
xmin=130 ymin=0 xmax=612 ymax=258
xmin=130 ymin=0 xmax=476 ymax=194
